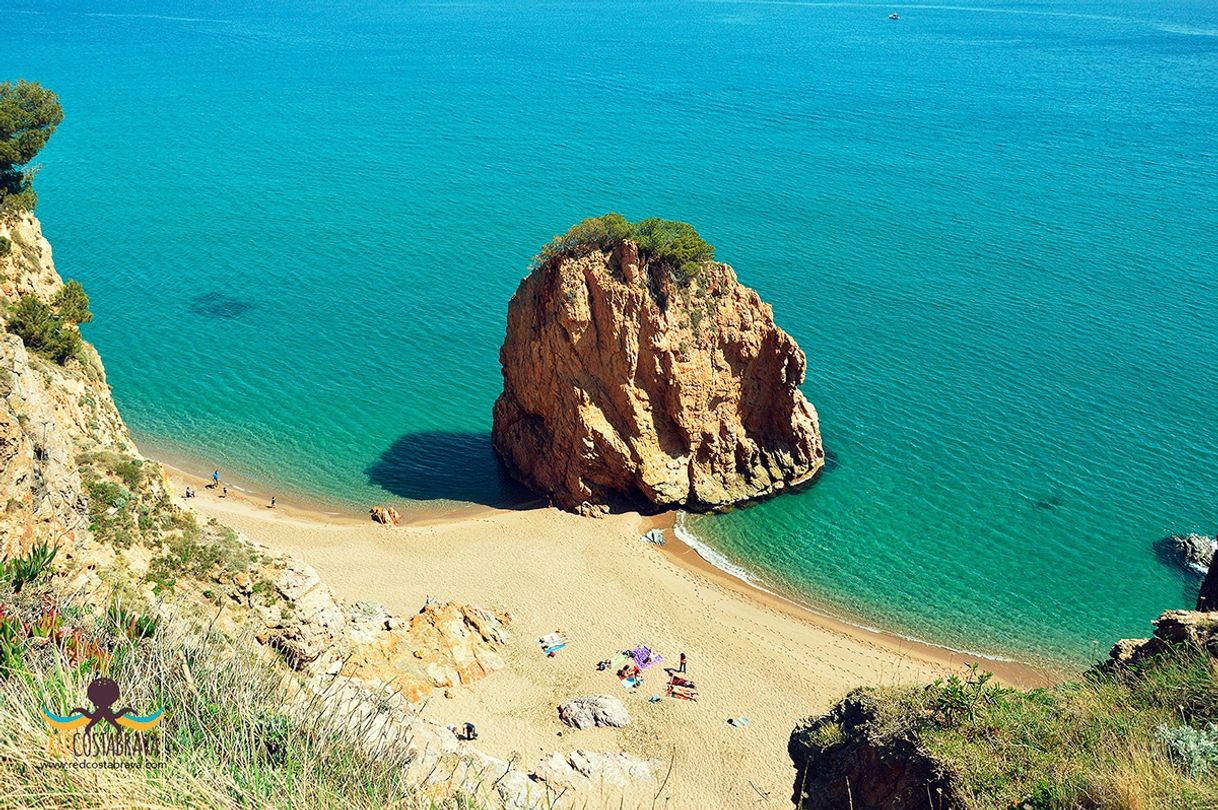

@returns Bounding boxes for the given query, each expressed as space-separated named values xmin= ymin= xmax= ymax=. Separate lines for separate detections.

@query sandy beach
xmin=164 ymin=463 xmax=1055 ymax=809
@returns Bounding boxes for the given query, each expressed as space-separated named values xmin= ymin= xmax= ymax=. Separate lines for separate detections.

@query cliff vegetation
xmin=0 ymin=80 xmax=62 ymax=212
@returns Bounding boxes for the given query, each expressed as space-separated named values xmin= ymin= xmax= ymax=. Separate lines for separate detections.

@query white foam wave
xmin=82 ymin=12 xmax=233 ymax=24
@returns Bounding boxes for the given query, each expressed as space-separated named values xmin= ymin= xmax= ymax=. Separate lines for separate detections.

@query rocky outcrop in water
xmin=492 ymin=237 xmax=823 ymax=514
xmin=1168 ymin=532 xmax=1215 ymax=574
xmin=789 ymin=691 xmax=966 ymax=810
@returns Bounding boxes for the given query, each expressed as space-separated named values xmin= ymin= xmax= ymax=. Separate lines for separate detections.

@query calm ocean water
xmin=4 ymin=0 xmax=1216 ymax=664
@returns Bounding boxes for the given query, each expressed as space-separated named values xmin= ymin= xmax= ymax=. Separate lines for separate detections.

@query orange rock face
xmin=492 ymin=241 xmax=824 ymax=514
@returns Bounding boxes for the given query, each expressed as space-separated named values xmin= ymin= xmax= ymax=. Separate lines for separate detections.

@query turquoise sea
xmin=4 ymin=0 xmax=1217 ymax=664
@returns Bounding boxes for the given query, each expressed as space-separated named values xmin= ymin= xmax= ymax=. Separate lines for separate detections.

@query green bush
xmin=51 ymin=279 xmax=92 ymax=324
xmin=6 ymin=293 xmax=80 ymax=364
xmin=633 ymin=217 xmax=715 ymax=282
xmin=0 ymin=235 xmax=10 ymax=257
xmin=1158 ymin=722 xmax=1218 ymax=776
xmin=535 ymin=213 xmax=715 ymax=284
xmin=85 ymin=478 xmax=136 ymax=548
xmin=0 ymin=80 xmax=63 ymax=211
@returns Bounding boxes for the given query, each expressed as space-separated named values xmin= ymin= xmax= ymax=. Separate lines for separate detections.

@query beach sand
xmin=165 ymin=465 xmax=1056 ymax=809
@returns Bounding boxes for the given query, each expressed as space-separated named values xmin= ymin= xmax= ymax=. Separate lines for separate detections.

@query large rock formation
xmin=492 ymin=239 xmax=823 ymax=513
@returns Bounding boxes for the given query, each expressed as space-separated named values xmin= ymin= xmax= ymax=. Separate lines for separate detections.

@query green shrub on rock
xmin=6 ymin=294 xmax=80 ymax=364
xmin=51 ymin=279 xmax=92 ymax=324
xmin=535 ymin=213 xmax=715 ymax=284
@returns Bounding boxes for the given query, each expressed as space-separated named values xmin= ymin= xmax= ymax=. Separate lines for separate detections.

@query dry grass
xmin=0 ymin=593 xmax=501 ymax=810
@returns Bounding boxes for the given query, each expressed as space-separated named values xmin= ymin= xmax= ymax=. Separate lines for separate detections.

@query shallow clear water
xmin=5 ymin=0 xmax=1217 ymax=663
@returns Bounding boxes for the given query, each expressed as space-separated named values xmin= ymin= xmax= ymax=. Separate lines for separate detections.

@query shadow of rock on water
xmin=190 ymin=291 xmax=254 ymax=319
xmin=365 ymin=431 xmax=538 ymax=509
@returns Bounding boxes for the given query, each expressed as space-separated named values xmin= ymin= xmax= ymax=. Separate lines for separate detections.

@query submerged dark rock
xmin=190 ymin=291 xmax=254 ymax=319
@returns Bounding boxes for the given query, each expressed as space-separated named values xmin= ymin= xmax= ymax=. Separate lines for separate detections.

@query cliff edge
xmin=492 ymin=215 xmax=824 ymax=514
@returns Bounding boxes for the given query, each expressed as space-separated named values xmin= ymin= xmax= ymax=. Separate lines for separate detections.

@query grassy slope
xmin=849 ymin=652 xmax=1218 ymax=809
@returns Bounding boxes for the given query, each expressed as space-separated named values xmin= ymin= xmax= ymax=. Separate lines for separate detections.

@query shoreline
xmin=153 ymin=445 xmax=1061 ymax=805
xmin=153 ymin=449 xmax=1059 ymax=688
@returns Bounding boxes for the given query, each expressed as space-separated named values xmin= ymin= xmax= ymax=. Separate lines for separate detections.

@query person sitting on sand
xmin=222 ymin=485 xmax=228 ymax=498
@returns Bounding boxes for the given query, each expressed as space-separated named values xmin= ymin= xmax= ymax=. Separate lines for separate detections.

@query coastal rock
xmin=0 ymin=212 xmax=133 ymax=457
xmin=261 ymin=559 xmax=349 ymax=668
xmin=0 ymin=212 xmax=139 ymax=557
xmin=1169 ymin=532 xmax=1215 ymax=574
xmin=557 ymin=695 xmax=631 ymax=729
xmin=532 ymin=750 xmax=657 ymax=787
xmin=1104 ymin=606 xmax=1218 ymax=670
xmin=789 ymin=691 xmax=966 ymax=810
xmin=341 ymin=599 xmax=511 ymax=702
xmin=370 ymin=505 xmax=400 ymax=525
xmin=492 ymin=238 xmax=824 ymax=513
xmin=0 ymin=334 xmax=89 ymax=556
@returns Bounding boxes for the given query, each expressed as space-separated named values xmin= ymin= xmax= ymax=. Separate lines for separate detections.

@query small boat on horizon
xmin=889 ymin=12 xmax=900 ymax=20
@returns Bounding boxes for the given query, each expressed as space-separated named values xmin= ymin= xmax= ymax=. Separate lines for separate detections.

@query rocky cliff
xmin=0 ymin=212 xmax=132 ymax=557
xmin=492 ymin=236 xmax=824 ymax=514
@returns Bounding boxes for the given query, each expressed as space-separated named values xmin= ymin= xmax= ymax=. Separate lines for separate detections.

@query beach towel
xmin=620 ymin=675 xmax=642 ymax=689
xmin=538 ymin=632 xmax=568 ymax=654
xmin=630 ymin=646 xmax=663 ymax=670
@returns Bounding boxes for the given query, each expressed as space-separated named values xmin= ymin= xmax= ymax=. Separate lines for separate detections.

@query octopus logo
xmin=42 ymin=677 xmax=164 ymax=735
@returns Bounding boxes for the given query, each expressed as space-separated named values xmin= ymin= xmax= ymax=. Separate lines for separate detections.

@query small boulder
xmin=370 ymin=505 xmax=401 ymax=525
xmin=557 ymin=695 xmax=631 ymax=729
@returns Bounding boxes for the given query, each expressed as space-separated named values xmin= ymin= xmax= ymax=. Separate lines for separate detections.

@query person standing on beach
xmin=678 ymin=652 xmax=687 ymax=673
xmin=270 ymin=496 xmax=277 ymax=509
xmin=212 ymin=470 xmax=220 ymax=486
